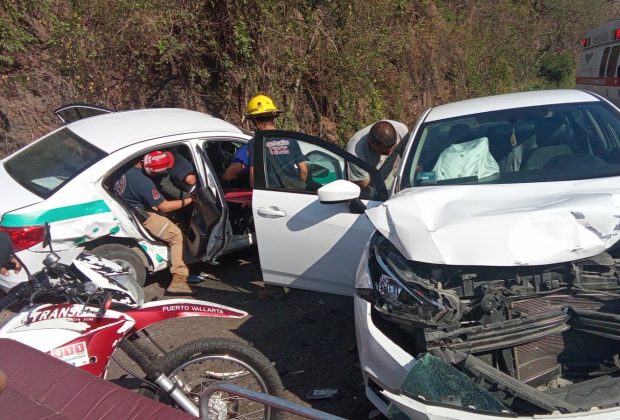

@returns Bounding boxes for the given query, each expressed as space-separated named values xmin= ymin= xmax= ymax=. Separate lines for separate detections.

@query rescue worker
xmin=222 ymin=94 xmax=308 ymax=190
xmin=114 ymin=151 xmax=194 ymax=295
xmin=169 ymin=150 xmax=197 ymax=191
xmin=346 ymin=120 xmax=408 ymax=192
xmin=222 ymin=94 xmax=300 ymax=300
xmin=151 ymin=150 xmax=197 ymax=200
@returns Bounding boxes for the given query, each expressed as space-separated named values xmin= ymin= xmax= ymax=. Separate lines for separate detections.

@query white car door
xmin=252 ymin=130 xmax=387 ymax=296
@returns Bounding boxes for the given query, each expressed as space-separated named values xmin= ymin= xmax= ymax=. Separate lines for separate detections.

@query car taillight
xmin=0 ymin=225 xmax=44 ymax=252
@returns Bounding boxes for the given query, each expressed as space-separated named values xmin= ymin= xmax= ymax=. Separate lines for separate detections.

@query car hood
xmin=365 ymin=177 xmax=620 ymax=266
xmin=0 ymin=163 xmax=42 ymax=221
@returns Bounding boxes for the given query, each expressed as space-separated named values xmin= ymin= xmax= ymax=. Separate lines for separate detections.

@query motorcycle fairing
xmin=53 ymin=319 xmax=131 ymax=376
xmin=0 ymin=304 xmax=135 ymax=376
xmin=126 ymin=298 xmax=248 ymax=332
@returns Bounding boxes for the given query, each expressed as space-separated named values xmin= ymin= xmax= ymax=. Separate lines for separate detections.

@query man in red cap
xmin=114 ymin=151 xmax=194 ymax=294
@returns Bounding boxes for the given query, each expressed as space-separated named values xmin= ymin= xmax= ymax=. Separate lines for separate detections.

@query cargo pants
xmin=143 ymin=212 xmax=189 ymax=277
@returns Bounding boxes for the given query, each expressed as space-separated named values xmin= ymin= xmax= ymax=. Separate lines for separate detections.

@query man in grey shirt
xmin=346 ymin=120 xmax=408 ymax=191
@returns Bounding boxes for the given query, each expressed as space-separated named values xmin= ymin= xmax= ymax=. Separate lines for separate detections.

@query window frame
xmin=599 ymin=46 xmax=611 ymax=77
xmin=399 ymin=101 xmax=620 ymax=189
xmin=253 ymin=130 xmax=388 ymax=201
xmin=4 ymin=128 xmax=107 ymax=199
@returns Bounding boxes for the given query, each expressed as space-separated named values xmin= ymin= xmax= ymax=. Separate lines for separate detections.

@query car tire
xmin=89 ymin=244 xmax=147 ymax=286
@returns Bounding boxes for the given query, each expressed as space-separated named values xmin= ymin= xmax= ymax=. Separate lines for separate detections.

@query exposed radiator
xmin=511 ymin=295 xmax=619 ymax=385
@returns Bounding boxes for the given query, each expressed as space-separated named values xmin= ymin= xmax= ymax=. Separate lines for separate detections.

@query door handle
xmin=257 ymin=207 xmax=287 ymax=219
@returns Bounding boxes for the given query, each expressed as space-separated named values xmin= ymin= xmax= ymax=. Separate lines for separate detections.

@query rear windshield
xmin=4 ymin=128 xmax=106 ymax=198
xmin=402 ymin=102 xmax=620 ymax=188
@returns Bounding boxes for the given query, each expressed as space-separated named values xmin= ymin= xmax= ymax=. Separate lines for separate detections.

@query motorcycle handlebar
xmin=0 ymin=263 xmax=107 ymax=312
xmin=0 ymin=282 xmax=33 ymax=311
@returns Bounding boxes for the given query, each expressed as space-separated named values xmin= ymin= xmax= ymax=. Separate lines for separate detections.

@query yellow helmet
xmin=245 ymin=94 xmax=282 ymax=118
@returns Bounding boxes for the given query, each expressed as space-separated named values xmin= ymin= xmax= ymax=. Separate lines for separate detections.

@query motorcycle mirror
xmin=84 ymin=282 xmax=97 ymax=295
xmin=42 ymin=252 xmax=60 ymax=267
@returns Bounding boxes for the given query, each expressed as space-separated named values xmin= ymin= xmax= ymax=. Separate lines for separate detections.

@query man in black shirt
xmin=114 ymin=151 xmax=194 ymax=295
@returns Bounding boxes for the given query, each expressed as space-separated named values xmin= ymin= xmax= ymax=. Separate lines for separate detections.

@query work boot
xmin=166 ymin=274 xmax=194 ymax=295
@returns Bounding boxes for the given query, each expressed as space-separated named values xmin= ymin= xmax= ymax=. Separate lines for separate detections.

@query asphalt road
xmin=107 ymin=247 xmax=379 ymax=419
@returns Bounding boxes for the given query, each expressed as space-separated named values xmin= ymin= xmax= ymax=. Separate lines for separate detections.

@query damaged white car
xmin=250 ymin=90 xmax=620 ymax=419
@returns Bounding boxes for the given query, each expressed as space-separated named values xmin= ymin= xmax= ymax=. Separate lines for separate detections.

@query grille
xmin=513 ymin=294 xmax=620 ymax=315
xmin=512 ymin=295 xmax=619 ymax=385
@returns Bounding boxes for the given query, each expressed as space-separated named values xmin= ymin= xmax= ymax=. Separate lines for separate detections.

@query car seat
xmin=448 ymin=124 xmax=473 ymax=144
xmin=521 ymin=116 xmax=575 ymax=170
xmin=486 ymin=123 xmax=514 ymax=163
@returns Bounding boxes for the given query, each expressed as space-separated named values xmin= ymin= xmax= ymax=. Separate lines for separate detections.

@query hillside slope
xmin=0 ymin=0 xmax=614 ymax=156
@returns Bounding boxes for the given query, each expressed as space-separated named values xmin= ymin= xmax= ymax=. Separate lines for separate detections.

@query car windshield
xmin=401 ymin=102 xmax=620 ymax=188
xmin=4 ymin=128 xmax=106 ymax=198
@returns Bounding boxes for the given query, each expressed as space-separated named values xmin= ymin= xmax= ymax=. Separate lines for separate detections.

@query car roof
xmin=425 ymin=89 xmax=600 ymax=122
xmin=66 ymin=108 xmax=244 ymax=153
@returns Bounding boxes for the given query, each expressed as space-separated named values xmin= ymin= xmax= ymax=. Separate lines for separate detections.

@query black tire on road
xmin=145 ymin=337 xmax=284 ymax=419
xmin=89 ymin=243 xmax=147 ymax=286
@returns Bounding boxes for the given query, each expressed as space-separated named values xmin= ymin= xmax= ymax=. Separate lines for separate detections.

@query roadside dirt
xmin=107 ymin=247 xmax=379 ymax=419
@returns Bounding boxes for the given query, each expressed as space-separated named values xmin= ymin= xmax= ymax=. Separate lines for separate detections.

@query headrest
xmin=448 ymin=124 xmax=472 ymax=143
xmin=535 ymin=116 xmax=572 ymax=147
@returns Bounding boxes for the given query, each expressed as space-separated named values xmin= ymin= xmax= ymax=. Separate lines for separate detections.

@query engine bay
xmin=367 ymin=233 xmax=620 ymax=415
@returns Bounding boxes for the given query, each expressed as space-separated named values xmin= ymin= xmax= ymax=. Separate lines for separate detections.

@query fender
xmin=126 ymin=298 xmax=248 ymax=332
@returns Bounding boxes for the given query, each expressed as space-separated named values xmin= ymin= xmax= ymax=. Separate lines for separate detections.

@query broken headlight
xmin=367 ymin=233 xmax=462 ymax=327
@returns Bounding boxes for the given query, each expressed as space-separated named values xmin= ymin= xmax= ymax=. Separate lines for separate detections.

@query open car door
xmin=184 ymin=145 xmax=229 ymax=263
xmin=252 ymin=130 xmax=387 ymax=296
xmin=54 ymin=103 xmax=113 ymax=124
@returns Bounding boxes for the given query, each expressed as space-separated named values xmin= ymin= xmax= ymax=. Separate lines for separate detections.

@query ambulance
xmin=576 ymin=20 xmax=620 ymax=106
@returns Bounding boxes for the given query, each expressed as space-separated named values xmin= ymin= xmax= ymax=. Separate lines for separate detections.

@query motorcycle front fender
xmin=126 ymin=298 xmax=248 ymax=333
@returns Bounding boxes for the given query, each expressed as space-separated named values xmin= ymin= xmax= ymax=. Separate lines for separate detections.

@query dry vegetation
xmin=0 ymin=0 xmax=616 ymax=156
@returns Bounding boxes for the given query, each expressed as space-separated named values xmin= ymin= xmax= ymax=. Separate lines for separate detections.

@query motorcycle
xmin=0 ymin=226 xmax=284 ymax=419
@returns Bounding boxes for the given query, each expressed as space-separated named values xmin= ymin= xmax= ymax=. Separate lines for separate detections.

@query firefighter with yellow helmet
xmin=222 ymin=94 xmax=308 ymax=191
xmin=244 ymin=94 xmax=282 ymax=119
xmin=222 ymin=94 xmax=306 ymax=300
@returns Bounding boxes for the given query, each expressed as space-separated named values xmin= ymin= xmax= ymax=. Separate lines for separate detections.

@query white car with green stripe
xmin=0 ymin=106 xmax=255 ymax=290
xmin=0 ymin=105 xmax=349 ymax=291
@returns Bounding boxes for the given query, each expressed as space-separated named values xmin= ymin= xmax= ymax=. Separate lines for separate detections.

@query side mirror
xmin=317 ymin=180 xmax=361 ymax=204
xmin=42 ymin=252 xmax=60 ymax=267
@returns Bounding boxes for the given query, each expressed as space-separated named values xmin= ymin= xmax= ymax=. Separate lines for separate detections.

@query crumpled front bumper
xmin=353 ymin=261 xmax=620 ymax=420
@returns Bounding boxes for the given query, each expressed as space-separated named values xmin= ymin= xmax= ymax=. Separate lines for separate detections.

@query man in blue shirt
xmin=114 ymin=151 xmax=194 ymax=295
xmin=222 ymin=94 xmax=302 ymax=300
xmin=222 ymin=94 xmax=308 ymax=191
xmin=222 ymin=143 xmax=249 ymax=183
